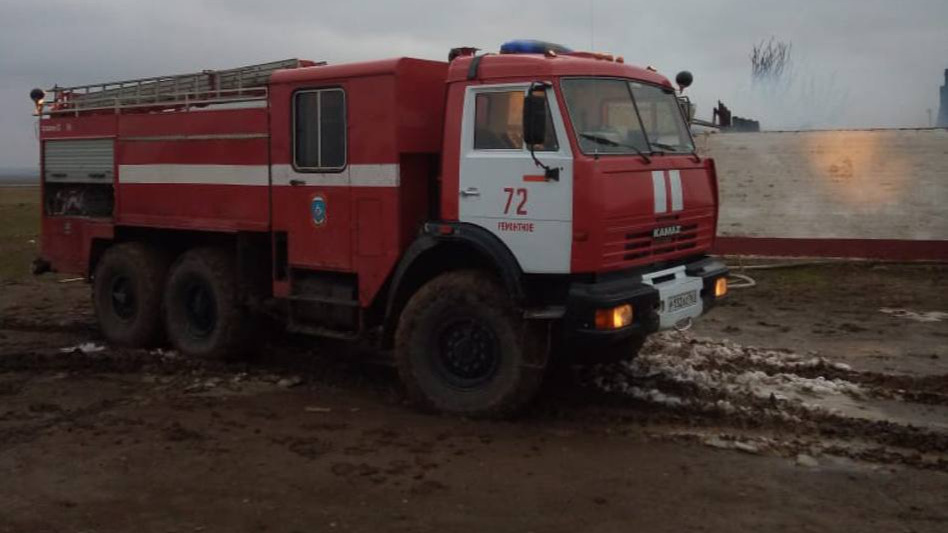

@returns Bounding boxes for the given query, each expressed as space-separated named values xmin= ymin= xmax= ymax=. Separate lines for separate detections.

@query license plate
xmin=667 ymin=290 xmax=698 ymax=312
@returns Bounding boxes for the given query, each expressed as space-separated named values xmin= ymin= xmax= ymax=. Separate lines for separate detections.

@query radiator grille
xmin=602 ymin=210 xmax=715 ymax=269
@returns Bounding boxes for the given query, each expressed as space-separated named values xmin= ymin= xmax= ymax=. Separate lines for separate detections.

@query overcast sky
xmin=1 ymin=0 xmax=946 ymax=169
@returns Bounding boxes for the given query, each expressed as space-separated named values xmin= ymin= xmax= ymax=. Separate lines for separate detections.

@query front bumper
xmin=562 ymin=256 xmax=729 ymax=348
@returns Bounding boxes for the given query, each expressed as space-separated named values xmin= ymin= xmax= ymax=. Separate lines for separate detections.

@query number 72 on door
xmin=503 ymin=187 xmax=528 ymax=216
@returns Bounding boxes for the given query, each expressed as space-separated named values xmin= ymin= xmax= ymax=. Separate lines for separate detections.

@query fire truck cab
xmin=33 ymin=41 xmax=728 ymax=417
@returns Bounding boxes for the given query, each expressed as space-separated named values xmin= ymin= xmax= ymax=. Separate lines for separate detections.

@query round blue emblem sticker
xmin=311 ymin=195 xmax=327 ymax=226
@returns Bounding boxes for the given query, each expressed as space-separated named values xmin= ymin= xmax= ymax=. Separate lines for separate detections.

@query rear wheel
xmin=93 ymin=243 xmax=170 ymax=347
xmin=164 ymin=247 xmax=254 ymax=359
xmin=394 ymin=270 xmax=547 ymax=418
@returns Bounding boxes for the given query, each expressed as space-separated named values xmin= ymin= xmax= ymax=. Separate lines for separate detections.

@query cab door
xmin=457 ymin=84 xmax=574 ymax=274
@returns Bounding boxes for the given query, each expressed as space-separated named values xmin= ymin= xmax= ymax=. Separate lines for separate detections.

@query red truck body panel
xmin=267 ymin=58 xmax=447 ymax=303
xmin=118 ymin=108 xmax=271 ymax=232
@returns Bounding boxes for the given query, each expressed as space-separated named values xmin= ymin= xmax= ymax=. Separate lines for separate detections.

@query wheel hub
xmin=109 ymin=275 xmax=136 ymax=321
xmin=436 ymin=318 xmax=500 ymax=388
xmin=183 ymin=279 xmax=217 ymax=338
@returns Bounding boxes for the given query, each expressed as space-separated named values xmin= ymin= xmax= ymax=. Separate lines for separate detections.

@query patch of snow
xmin=592 ymin=332 xmax=865 ymax=418
xmin=879 ymin=307 xmax=948 ymax=323
xmin=59 ymin=342 xmax=105 ymax=354
xmin=795 ymin=453 xmax=820 ymax=468
xmin=703 ymin=436 xmax=733 ymax=450
xmin=699 ymin=435 xmax=773 ymax=454
xmin=732 ymin=441 xmax=761 ymax=454
xmin=277 ymin=376 xmax=303 ymax=388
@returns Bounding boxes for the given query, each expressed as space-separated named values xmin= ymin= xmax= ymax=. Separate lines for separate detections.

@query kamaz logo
xmin=653 ymin=225 xmax=681 ymax=238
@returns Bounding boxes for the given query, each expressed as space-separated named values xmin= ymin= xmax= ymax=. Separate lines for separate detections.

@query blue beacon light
xmin=499 ymin=40 xmax=573 ymax=55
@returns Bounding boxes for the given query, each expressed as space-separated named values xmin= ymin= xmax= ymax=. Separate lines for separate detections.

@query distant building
xmin=712 ymin=101 xmax=760 ymax=133
xmin=938 ymin=69 xmax=948 ymax=128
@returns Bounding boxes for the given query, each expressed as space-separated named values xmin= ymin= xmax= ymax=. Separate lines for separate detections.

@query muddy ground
xmin=1 ymin=187 xmax=947 ymax=532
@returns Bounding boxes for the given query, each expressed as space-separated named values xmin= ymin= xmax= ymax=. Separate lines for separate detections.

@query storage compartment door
xmin=44 ymin=138 xmax=114 ymax=183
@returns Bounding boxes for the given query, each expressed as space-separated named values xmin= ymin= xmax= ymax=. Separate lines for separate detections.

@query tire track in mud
xmin=1 ymin=329 xmax=945 ymax=469
xmin=0 ymin=396 xmax=132 ymax=448
xmin=689 ymin=350 xmax=948 ymax=405
xmin=564 ymin=385 xmax=948 ymax=470
xmin=583 ymin=333 xmax=948 ymax=470
xmin=0 ymin=318 xmax=96 ymax=335
xmin=0 ymin=348 xmax=209 ymax=375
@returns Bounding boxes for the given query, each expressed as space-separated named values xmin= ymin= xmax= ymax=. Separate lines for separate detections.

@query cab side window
xmin=474 ymin=91 xmax=558 ymax=151
xmin=294 ymin=88 xmax=346 ymax=170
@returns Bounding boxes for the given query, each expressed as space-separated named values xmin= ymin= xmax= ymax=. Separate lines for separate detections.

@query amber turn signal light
xmin=595 ymin=304 xmax=633 ymax=330
xmin=714 ymin=277 xmax=728 ymax=298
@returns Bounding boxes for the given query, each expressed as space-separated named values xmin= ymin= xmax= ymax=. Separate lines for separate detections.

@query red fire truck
xmin=31 ymin=40 xmax=728 ymax=416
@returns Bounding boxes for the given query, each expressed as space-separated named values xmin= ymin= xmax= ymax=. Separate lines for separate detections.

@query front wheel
xmin=394 ymin=270 xmax=547 ymax=418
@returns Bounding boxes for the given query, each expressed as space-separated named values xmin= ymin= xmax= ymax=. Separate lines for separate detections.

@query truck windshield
xmin=561 ymin=78 xmax=695 ymax=155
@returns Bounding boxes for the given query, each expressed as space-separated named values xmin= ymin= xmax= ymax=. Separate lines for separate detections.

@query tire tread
xmin=394 ymin=269 xmax=545 ymax=418
xmin=164 ymin=247 xmax=255 ymax=360
xmin=93 ymin=242 xmax=170 ymax=347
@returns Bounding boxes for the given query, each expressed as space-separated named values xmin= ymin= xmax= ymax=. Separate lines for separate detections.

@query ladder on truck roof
xmin=40 ymin=58 xmax=322 ymax=116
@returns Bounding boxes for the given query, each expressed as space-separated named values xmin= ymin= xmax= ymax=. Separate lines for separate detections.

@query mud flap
xmin=520 ymin=319 xmax=553 ymax=370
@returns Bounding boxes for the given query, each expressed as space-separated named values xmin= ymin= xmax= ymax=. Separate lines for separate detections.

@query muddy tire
xmin=394 ymin=270 xmax=547 ymax=418
xmin=163 ymin=247 xmax=254 ymax=360
xmin=93 ymin=242 xmax=170 ymax=347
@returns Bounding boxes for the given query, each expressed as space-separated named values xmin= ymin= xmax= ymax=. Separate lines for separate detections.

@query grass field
xmin=0 ymin=186 xmax=40 ymax=281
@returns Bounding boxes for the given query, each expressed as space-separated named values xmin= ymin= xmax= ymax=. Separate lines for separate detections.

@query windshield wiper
xmin=649 ymin=141 xmax=680 ymax=152
xmin=649 ymin=140 xmax=702 ymax=162
xmin=579 ymin=133 xmax=650 ymax=164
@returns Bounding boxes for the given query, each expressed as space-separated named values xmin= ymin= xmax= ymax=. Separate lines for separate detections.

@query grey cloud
xmin=1 ymin=0 xmax=946 ymax=168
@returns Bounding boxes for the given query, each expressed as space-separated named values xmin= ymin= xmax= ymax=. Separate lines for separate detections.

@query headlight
xmin=595 ymin=304 xmax=633 ymax=330
xmin=714 ymin=277 xmax=728 ymax=298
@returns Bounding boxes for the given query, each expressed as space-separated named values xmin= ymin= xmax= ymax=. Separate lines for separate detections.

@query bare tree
xmin=751 ymin=37 xmax=792 ymax=85
xmin=744 ymin=37 xmax=849 ymax=129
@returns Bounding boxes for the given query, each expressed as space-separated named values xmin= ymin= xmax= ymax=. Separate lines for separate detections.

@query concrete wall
xmin=697 ymin=128 xmax=948 ymax=259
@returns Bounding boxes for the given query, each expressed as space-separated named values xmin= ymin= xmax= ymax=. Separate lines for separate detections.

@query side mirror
xmin=522 ymin=90 xmax=547 ymax=146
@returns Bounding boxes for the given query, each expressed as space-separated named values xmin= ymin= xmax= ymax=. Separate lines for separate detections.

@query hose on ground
xmin=736 ymin=260 xmax=836 ymax=270
xmin=727 ymin=273 xmax=756 ymax=289
xmin=723 ymin=258 xmax=833 ymax=290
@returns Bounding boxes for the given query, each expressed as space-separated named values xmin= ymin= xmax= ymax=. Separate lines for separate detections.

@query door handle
xmin=289 ymin=179 xmax=305 ymax=186
xmin=460 ymin=187 xmax=481 ymax=197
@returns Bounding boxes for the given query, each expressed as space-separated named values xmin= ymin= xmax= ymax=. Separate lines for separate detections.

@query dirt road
xmin=1 ymin=187 xmax=946 ymax=532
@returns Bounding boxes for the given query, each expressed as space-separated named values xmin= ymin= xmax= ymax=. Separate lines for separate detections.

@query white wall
xmin=698 ymin=129 xmax=948 ymax=241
